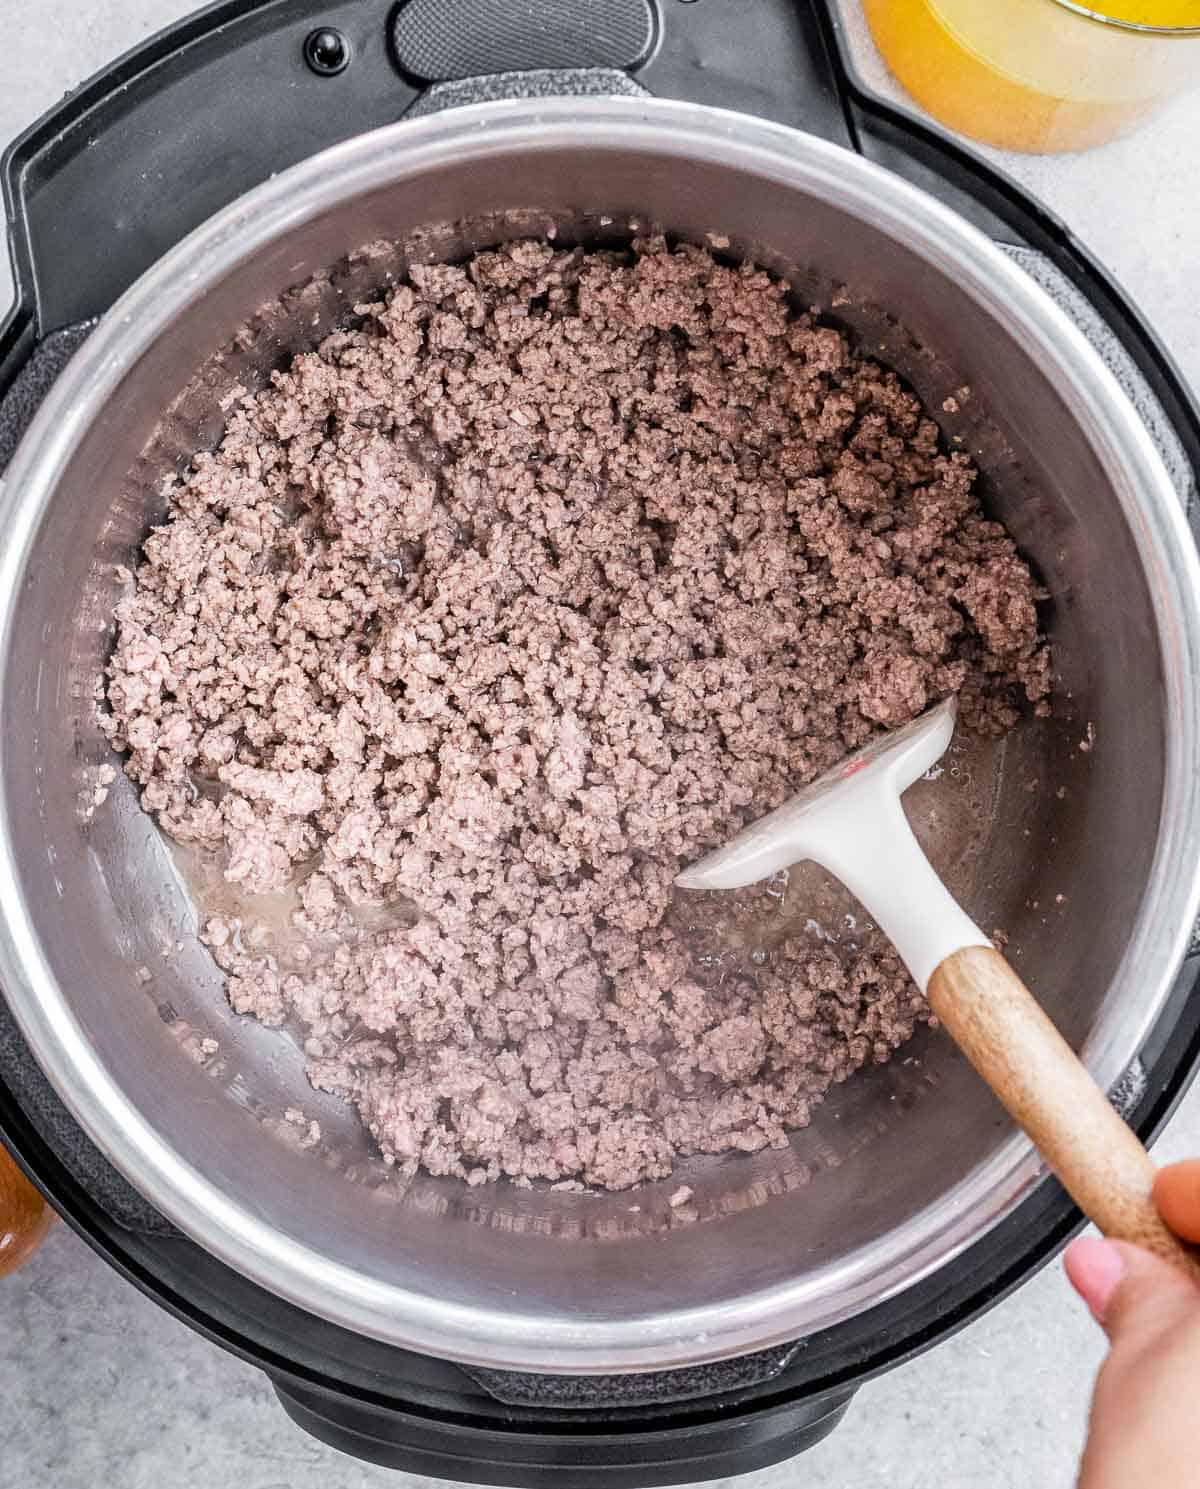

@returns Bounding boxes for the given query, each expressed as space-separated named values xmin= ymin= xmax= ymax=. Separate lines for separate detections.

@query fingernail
xmin=1066 ymin=1235 xmax=1127 ymax=1321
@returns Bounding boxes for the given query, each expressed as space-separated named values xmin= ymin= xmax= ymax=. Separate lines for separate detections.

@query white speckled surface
xmin=2 ymin=5 xmax=1199 ymax=1487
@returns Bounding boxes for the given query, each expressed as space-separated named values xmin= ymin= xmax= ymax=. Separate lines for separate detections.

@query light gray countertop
xmin=3 ymin=5 xmax=1199 ymax=1487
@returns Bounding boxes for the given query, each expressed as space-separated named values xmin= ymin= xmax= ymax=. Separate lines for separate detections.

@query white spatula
xmin=677 ymin=697 xmax=1199 ymax=1278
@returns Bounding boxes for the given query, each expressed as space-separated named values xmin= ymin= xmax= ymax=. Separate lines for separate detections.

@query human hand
xmin=1065 ymin=1159 xmax=1200 ymax=1489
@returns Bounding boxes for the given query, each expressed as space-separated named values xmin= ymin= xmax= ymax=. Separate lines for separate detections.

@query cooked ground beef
xmin=102 ymin=239 xmax=1049 ymax=1189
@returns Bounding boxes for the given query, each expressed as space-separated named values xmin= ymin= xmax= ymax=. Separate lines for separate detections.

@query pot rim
xmin=2 ymin=97 xmax=1198 ymax=1373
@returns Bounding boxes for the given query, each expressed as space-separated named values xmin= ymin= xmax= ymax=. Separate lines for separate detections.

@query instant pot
xmin=3 ymin=2 xmax=1200 ymax=1483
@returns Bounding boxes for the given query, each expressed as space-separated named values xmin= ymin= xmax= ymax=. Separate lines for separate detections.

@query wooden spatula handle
xmin=927 ymin=945 xmax=1200 ymax=1282
xmin=0 ymin=1140 xmax=54 ymax=1278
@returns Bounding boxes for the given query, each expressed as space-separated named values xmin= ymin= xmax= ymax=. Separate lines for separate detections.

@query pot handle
xmin=0 ymin=1139 xmax=54 ymax=1277
xmin=391 ymin=0 xmax=656 ymax=86
xmin=392 ymin=0 xmax=652 ymax=116
xmin=272 ymin=1373 xmax=856 ymax=1482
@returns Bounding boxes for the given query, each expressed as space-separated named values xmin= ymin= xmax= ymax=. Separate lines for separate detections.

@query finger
xmin=1099 ymin=1239 xmax=1200 ymax=1347
xmin=1065 ymin=1235 xmax=1127 ymax=1322
xmin=1153 ymin=1159 xmax=1200 ymax=1243
xmin=1065 ymin=1235 xmax=1200 ymax=1338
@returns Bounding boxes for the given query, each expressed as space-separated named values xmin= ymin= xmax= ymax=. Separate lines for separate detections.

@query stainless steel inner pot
xmin=2 ymin=99 xmax=1199 ymax=1374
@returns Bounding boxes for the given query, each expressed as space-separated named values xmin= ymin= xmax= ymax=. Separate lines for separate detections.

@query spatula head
xmin=675 ymin=696 xmax=958 ymax=892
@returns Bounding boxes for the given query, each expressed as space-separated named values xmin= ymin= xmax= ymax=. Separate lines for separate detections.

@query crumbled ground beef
xmin=102 ymin=239 xmax=1050 ymax=1189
